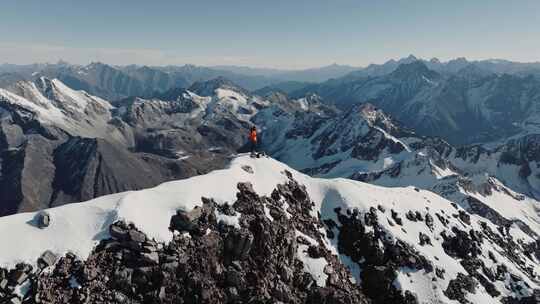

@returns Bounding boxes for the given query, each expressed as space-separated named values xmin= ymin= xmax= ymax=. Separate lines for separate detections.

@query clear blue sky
xmin=1 ymin=0 xmax=539 ymax=68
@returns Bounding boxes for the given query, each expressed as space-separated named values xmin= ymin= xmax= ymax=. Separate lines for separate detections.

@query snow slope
xmin=0 ymin=77 xmax=127 ymax=143
xmin=0 ymin=155 xmax=537 ymax=303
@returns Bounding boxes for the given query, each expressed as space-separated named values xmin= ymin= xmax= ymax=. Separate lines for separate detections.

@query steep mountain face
xmin=0 ymin=77 xmax=262 ymax=216
xmin=254 ymin=101 xmax=414 ymax=177
xmin=0 ymin=70 xmax=539 ymax=303
xmin=113 ymin=77 xmax=268 ymax=156
xmin=451 ymin=134 xmax=540 ymax=199
xmin=2 ymin=75 xmax=539 ymax=240
xmin=2 ymin=75 xmax=327 ymax=216
xmin=0 ymin=156 xmax=538 ymax=304
xmin=352 ymin=142 xmax=540 ymax=241
xmin=49 ymin=137 xmax=205 ymax=206
xmin=250 ymin=98 xmax=540 ymax=248
xmin=294 ymin=61 xmax=540 ymax=145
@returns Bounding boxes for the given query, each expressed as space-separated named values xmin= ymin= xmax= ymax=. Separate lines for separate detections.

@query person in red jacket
xmin=249 ymin=126 xmax=258 ymax=156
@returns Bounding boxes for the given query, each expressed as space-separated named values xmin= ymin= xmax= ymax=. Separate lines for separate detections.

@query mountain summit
xmin=0 ymin=156 xmax=537 ymax=303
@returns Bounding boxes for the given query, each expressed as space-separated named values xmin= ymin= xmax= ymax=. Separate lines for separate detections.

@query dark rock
xmin=225 ymin=268 xmax=244 ymax=287
xmin=442 ymin=227 xmax=481 ymax=259
xmin=435 ymin=267 xmax=445 ymax=279
xmin=38 ymin=250 xmax=57 ymax=269
xmin=35 ymin=211 xmax=50 ymax=229
xmin=8 ymin=264 xmax=31 ymax=285
xmin=361 ymin=266 xmax=397 ymax=302
xmin=307 ymin=245 xmax=325 ymax=259
xmin=444 ymin=273 xmax=477 ymax=304
xmin=458 ymin=210 xmax=471 ymax=225
xmin=419 ymin=232 xmax=432 ymax=246
xmin=436 ymin=213 xmax=449 ymax=227
xmin=169 ymin=207 xmax=203 ymax=233
xmin=406 ymin=210 xmax=417 ymax=222
xmin=391 ymin=209 xmax=403 ymax=226
xmin=141 ymin=252 xmax=160 ymax=265
xmin=365 ymin=207 xmax=378 ymax=226
xmin=112 ymin=268 xmax=133 ymax=292
xmin=224 ymin=229 xmax=253 ymax=260
xmin=109 ymin=222 xmax=129 ymax=241
xmin=425 ymin=213 xmax=434 ymax=230
xmin=8 ymin=178 xmax=371 ymax=304
xmin=128 ymin=229 xmax=146 ymax=243
xmin=241 ymin=165 xmax=253 ymax=174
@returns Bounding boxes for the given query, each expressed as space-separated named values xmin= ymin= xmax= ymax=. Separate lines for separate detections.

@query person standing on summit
xmin=249 ymin=126 xmax=258 ymax=157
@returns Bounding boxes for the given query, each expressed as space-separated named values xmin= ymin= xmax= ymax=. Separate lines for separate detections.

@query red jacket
xmin=250 ymin=130 xmax=257 ymax=143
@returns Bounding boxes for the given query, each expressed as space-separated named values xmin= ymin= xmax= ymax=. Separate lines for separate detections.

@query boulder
xmin=241 ymin=165 xmax=254 ymax=174
xmin=38 ymin=250 xmax=58 ymax=269
xmin=35 ymin=211 xmax=50 ymax=229
xmin=444 ymin=273 xmax=477 ymax=304
xmin=141 ymin=252 xmax=159 ymax=265
xmin=128 ymin=229 xmax=146 ymax=243
xmin=169 ymin=207 xmax=203 ymax=233
xmin=109 ymin=222 xmax=129 ymax=241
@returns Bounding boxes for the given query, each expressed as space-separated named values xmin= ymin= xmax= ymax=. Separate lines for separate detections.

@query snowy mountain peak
xmin=0 ymin=155 xmax=537 ymax=303
xmin=188 ymin=77 xmax=247 ymax=97
xmin=0 ymin=78 xmax=117 ymax=140
xmin=356 ymin=103 xmax=399 ymax=131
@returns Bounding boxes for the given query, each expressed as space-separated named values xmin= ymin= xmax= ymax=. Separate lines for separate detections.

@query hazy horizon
xmin=2 ymin=0 xmax=540 ymax=69
xmin=3 ymin=55 xmax=540 ymax=72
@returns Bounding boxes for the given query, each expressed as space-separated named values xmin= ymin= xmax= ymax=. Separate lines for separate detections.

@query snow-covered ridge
xmin=0 ymin=155 xmax=537 ymax=303
xmin=0 ymin=78 xmax=119 ymax=140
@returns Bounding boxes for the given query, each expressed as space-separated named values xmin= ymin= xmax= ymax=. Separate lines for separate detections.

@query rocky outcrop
xmin=1 ymin=175 xmax=369 ymax=304
xmin=0 ymin=77 xmax=248 ymax=216
xmin=1 ymin=171 xmax=539 ymax=303
xmin=333 ymin=206 xmax=431 ymax=304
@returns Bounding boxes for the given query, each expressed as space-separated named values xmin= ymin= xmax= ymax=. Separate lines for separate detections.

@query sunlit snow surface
xmin=0 ymin=155 xmax=538 ymax=303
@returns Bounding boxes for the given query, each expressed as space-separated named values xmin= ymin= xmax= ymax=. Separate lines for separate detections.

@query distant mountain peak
xmin=188 ymin=77 xmax=247 ymax=96
xmin=406 ymin=54 xmax=418 ymax=60
xmin=398 ymin=54 xmax=418 ymax=64
xmin=391 ymin=60 xmax=439 ymax=80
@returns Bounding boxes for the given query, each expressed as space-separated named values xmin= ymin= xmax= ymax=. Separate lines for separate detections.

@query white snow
xmin=0 ymin=86 xmax=66 ymax=124
xmin=297 ymin=243 xmax=329 ymax=287
xmin=0 ymin=79 xmax=128 ymax=142
xmin=0 ymin=155 xmax=537 ymax=302
xmin=215 ymin=212 xmax=241 ymax=229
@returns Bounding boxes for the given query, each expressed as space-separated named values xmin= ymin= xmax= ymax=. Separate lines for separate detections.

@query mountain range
xmin=293 ymin=60 xmax=540 ymax=145
xmin=0 ymin=56 xmax=539 ymax=303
